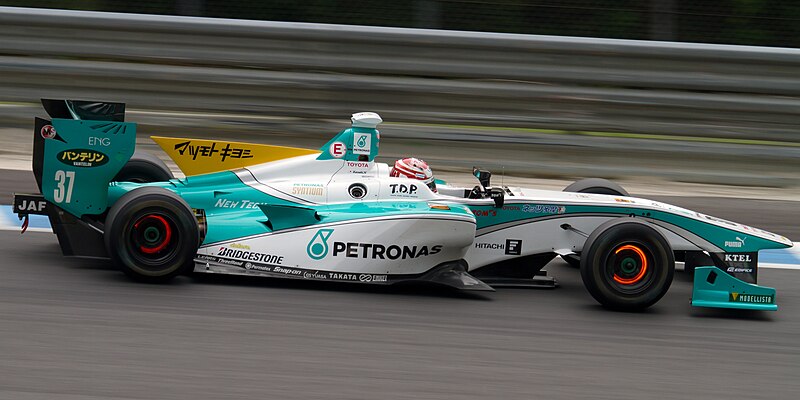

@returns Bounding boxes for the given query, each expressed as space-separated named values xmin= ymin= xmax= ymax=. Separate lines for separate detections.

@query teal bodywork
xmin=43 ymin=119 xmax=136 ymax=217
xmin=316 ymin=126 xmax=379 ymax=161
xmin=32 ymin=107 xmax=791 ymax=311
xmin=108 ymin=171 xmax=472 ymax=245
xmin=107 ymin=178 xmax=790 ymax=251
xmin=692 ymin=266 xmax=778 ymax=311
xmin=469 ymin=204 xmax=789 ymax=251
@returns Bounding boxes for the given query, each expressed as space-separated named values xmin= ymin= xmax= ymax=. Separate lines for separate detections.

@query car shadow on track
xmin=188 ymin=272 xmax=493 ymax=301
xmin=47 ymin=244 xmax=490 ymax=301
xmin=690 ymin=308 xmax=775 ymax=321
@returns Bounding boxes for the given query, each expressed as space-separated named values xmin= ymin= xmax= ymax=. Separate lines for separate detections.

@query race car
xmin=13 ymin=99 xmax=793 ymax=311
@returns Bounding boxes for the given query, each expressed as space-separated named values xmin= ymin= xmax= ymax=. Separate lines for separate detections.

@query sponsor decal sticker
xmin=41 ymin=125 xmax=57 ymax=139
xmin=614 ymin=198 xmax=634 ymax=203
xmin=729 ymin=292 xmax=773 ymax=304
xmin=505 ymin=239 xmax=522 ymax=255
xmin=329 ymin=141 xmax=346 ymax=158
xmin=475 ymin=242 xmax=504 ymax=250
xmin=292 ymin=183 xmax=325 ymax=197
xmin=174 ymin=141 xmax=254 ymax=162
xmin=389 ymin=183 xmax=418 ymax=198
xmin=724 ymin=253 xmax=752 ymax=263
xmin=218 ymin=258 xmax=244 ymax=267
xmin=724 ymin=236 xmax=746 ymax=248
xmin=329 ymin=273 xmax=358 ymax=281
xmin=217 ymin=247 xmax=284 ymax=264
xmin=229 ymin=243 xmax=251 ymax=250
xmin=303 ymin=271 xmax=328 ymax=280
xmin=521 ymin=204 xmax=566 ymax=214
xmin=332 ymin=242 xmax=442 ymax=260
xmin=88 ymin=136 xmax=110 ymax=147
xmin=699 ymin=213 xmax=740 ymax=228
xmin=243 ymin=262 xmax=269 ymax=272
xmin=57 ymin=149 xmax=109 ymax=168
xmin=346 ymin=161 xmax=370 ymax=169
xmin=307 ymin=229 xmax=334 ymax=260
xmin=214 ymin=199 xmax=264 ymax=209
xmin=472 ymin=209 xmax=497 ymax=217
xmin=300 ymin=271 xmax=388 ymax=283
xmin=15 ymin=198 xmax=48 ymax=213
xmin=359 ymin=274 xmax=387 ymax=282
xmin=272 ymin=266 xmax=303 ymax=276
xmin=720 ymin=251 xmax=758 ymax=283
xmin=353 ymin=133 xmax=371 ymax=155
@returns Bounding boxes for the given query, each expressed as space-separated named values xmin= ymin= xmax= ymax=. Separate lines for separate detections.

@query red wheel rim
xmin=612 ymin=244 xmax=648 ymax=285
xmin=133 ymin=214 xmax=173 ymax=254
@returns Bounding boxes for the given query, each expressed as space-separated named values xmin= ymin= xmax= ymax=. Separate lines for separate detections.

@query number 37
xmin=53 ymin=170 xmax=75 ymax=203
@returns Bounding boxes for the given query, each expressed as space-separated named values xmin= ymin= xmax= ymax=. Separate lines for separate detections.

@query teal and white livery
xmin=14 ymin=99 xmax=792 ymax=312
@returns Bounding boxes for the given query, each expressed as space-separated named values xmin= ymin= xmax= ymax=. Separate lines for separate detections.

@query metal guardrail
xmin=1 ymin=6 xmax=800 ymax=142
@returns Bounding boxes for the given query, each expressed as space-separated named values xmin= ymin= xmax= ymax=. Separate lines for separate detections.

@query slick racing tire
xmin=580 ymin=219 xmax=674 ymax=311
xmin=562 ymin=178 xmax=629 ymax=266
xmin=563 ymin=178 xmax=629 ymax=196
xmin=113 ymin=151 xmax=173 ymax=183
xmin=104 ymin=187 xmax=199 ymax=283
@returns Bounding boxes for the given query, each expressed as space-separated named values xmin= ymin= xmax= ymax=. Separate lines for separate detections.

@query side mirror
xmin=489 ymin=187 xmax=504 ymax=208
xmin=473 ymin=167 xmax=492 ymax=189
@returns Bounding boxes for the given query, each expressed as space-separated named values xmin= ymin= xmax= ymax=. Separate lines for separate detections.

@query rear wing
xmin=33 ymin=99 xmax=136 ymax=218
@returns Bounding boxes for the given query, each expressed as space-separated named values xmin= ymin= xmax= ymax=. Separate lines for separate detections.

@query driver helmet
xmin=390 ymin=157 xmax=436 ymax=192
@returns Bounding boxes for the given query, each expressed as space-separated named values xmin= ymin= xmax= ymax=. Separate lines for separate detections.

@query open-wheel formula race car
xmin=13 ymin=99 xmax=793 ymax=311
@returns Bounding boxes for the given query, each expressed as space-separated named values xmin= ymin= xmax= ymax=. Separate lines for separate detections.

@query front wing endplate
xmin=691 ymin=266 xmax=777 ymax=311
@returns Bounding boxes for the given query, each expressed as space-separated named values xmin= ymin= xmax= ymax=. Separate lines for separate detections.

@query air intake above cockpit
xmin=351 ymin=112 xmax=382 ymax=128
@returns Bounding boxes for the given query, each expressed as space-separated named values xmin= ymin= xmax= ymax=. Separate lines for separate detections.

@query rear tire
xmin=580 ymin=219 xmax=674 ymax=311
xmin=104 ymin=187 xmax=198 ymax=283
xmin=113 ymin=151 xmax=173 ymax=183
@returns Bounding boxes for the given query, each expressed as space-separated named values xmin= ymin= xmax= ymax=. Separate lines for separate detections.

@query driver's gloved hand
xmin=468 ymin=186 xmax=483 ymax=199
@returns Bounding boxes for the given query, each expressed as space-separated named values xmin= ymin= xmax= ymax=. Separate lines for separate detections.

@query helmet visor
xmin=426 ymin=179 xmax=437 ymax=193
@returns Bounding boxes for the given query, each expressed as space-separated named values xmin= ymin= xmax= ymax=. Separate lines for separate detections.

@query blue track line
xmin=1 ymin=204 xmax=52 ymax=230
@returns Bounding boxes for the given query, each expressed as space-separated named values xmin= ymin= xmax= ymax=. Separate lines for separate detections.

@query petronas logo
xmin=357 ymin=135 xmax=367 ymax=147
xmin=307 ymin=229 xmax=334 ymax=260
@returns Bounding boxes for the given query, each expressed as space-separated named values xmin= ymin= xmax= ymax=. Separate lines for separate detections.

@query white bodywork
xmin=195 ymin=152 xmax=791 ymax=276
xmin=188 ymin=112 xmax=790 ymax=281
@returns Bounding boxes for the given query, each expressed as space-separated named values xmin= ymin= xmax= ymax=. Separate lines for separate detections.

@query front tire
xmin=104 ymin=187 xmax=198 ymax=283
xmin=563 ymin=178 xmax=629 ymax=196
xmin=580 ymin=219 xmax=674 ymax=311
xmin=562 ymin=178 xmax=630 ymax=266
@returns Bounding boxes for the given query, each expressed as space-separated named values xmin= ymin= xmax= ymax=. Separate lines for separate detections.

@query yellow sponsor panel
xmin=151 ymin=136 xmax=319 ymax=176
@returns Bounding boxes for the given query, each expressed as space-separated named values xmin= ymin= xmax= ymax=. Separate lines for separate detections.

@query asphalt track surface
xmin=1 ymin=172 xmax=799 ymax=399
